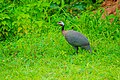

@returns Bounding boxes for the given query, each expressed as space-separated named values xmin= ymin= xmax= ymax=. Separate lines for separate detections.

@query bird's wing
xmin=65 ymin=30 xmax=89 ymax=46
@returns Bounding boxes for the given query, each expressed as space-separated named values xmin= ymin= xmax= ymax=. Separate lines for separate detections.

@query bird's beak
xmin=57 ymin=23 xmax=61 ymax=26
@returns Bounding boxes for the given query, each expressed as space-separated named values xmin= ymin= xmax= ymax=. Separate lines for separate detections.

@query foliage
xmin=0 ymin=0 xmax=120 ymax=79
xmin=0 ymin=0 xmax=50 ymax=40
xmin=0 ymin=0 xmax=105 ymax=41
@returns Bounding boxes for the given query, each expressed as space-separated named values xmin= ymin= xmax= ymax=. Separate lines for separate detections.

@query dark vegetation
xmin=0 ymin=0 xmax=120 ymax=79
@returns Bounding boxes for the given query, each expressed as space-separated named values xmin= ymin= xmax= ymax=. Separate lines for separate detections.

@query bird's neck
xmin=61 ymin=25 xmax=67 ymax=36
xmin=62 ymin=25 xmax=64 ymax=31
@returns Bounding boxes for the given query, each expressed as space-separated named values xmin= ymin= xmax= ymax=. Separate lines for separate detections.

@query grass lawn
xmin=0 ymin=0 xmax=120 ymax=80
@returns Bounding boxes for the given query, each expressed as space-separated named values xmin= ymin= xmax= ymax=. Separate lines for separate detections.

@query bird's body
xmin=57 ymin=21 xmax=92 ymax=53
xmin=64 ymin=30 xmax=89 ymax=46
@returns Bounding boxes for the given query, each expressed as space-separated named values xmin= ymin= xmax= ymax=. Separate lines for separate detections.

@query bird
xmin=57 ymin=21 xmax=92 ymax=53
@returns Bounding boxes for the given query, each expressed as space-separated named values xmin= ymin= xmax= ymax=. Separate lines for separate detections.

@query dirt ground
xmin=101 ymin=0 xmax=120 ymax=18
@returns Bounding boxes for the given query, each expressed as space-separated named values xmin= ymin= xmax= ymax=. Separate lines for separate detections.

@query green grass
xmin=0 ymin=0 xmax=120 ymax=80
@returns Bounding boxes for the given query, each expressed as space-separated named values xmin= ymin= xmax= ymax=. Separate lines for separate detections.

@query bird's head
xmin=57 ymin=21 xmax=64 ymax=27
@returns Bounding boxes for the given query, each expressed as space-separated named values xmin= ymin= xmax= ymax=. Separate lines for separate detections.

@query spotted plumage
xmin=57 ymin=21 xmax=92 ymax=53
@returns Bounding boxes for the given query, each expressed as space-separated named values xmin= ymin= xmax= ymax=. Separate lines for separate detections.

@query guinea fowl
xmin=57 ymin=21 xmax=92 ymax=53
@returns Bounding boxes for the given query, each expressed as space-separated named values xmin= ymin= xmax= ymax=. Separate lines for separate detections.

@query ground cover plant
xmin=0 ymin=0 xmax=120 ymax=80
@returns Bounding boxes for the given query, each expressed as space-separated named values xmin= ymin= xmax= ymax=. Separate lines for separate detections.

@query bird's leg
xmin=73 ymin=46 xmax=78 ymax=54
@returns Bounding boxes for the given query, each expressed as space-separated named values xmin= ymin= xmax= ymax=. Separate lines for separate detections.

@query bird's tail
xmin=83 ymin=45 xmax=92 ymax=53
